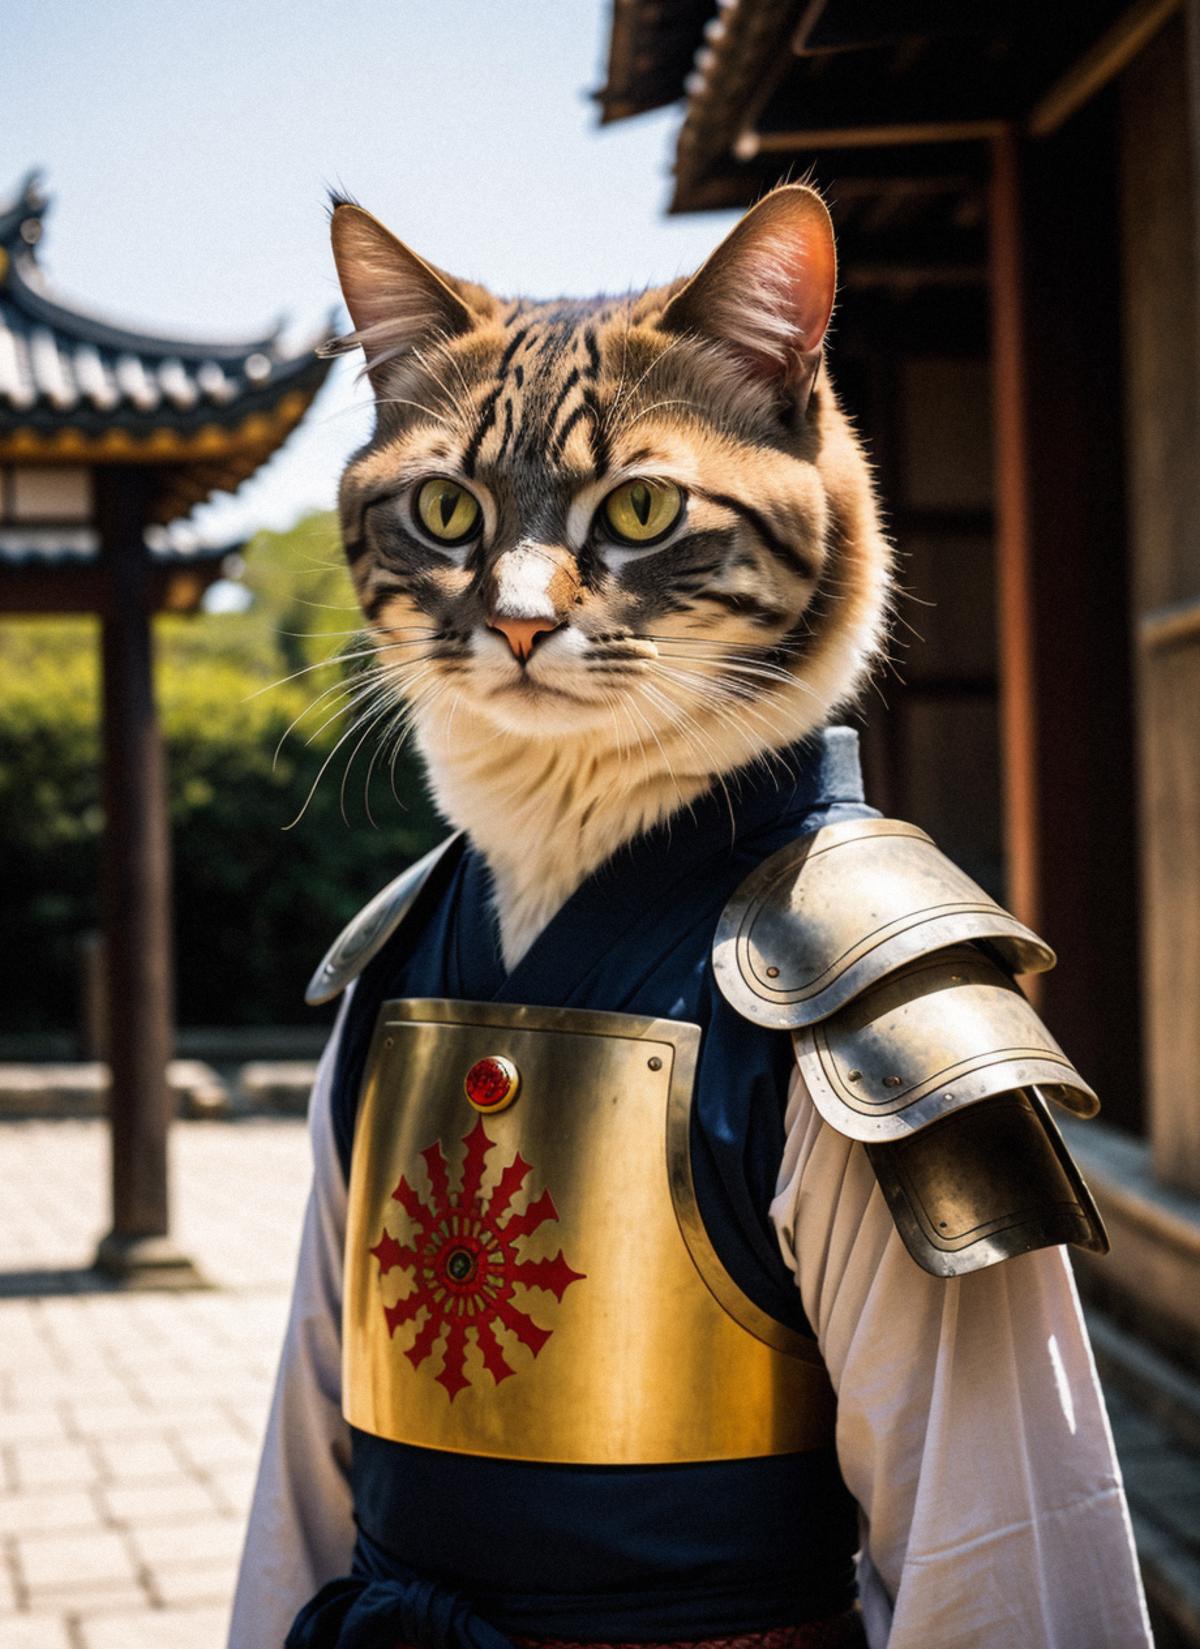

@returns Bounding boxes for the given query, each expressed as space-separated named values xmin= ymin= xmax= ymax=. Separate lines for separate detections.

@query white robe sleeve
xmin=227 ymin=996 xmax=356 ymax=1649
xmin=770 ymin=1072 xmax=1153 ymax=1649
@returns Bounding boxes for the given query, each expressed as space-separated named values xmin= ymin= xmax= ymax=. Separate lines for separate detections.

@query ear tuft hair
xmin=328 ymin=204 xmax=477 ymax=386
xmin=660 ymin=184 xmax=837 ymax=412
xmin=325 ymin=184 xmax=363 ymax=219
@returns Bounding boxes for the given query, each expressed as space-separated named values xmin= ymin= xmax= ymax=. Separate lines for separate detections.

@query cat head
xmin=327 ymin=185 xmax=890 ymax=776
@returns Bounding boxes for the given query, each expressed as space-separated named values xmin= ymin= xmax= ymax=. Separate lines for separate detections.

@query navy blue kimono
xmin=290 ymin=727 xmax=876 ymax=1649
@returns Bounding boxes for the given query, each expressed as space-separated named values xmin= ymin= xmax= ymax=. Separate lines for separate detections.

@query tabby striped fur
xmin=328 ymin=186 xmax=891 ymax=966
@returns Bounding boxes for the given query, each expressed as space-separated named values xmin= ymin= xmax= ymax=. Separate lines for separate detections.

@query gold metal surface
xmin=793 ymin=946 xmax=1098 ymax=1144
xmin=306 ymin=833 xmax=463 ymax=1005
xmin=665 ymin=1069 xmax=826 ymax=1362
xmin=865 ymin=1087 xmax=1109 ymax=1276
xmin=344 ymin=999 xmax=837 ymax=1464
xmin=713 ymin=817 xmax=1055 ymax=1031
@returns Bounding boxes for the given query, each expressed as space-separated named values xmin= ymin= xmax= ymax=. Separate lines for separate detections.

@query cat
xmin=325 ymin=184 xmax=892 ymax=968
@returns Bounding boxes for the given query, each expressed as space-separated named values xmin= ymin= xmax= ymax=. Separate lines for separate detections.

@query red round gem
xmin=464 ymin=1056 xmax=518 ymax=1112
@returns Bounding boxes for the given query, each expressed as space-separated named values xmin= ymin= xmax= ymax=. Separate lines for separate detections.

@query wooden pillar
xmin=987 ymin=110 xmax=1144 ymax=1130
xmin=988 ymin=129 xmax=1041 ymax=940
xmin=1120 ymin=11 xmax=1200 ymax=1190
xmin=93 ymin=467 xmax=200 ymax=1284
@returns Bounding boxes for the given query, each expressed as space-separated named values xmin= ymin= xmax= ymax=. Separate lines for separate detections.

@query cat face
xmin=328 ymin=187 xmax=890 ymax=755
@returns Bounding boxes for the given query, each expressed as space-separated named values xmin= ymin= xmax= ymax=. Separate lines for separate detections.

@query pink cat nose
xmin=488 ymin=615 xmax=560 ymax=662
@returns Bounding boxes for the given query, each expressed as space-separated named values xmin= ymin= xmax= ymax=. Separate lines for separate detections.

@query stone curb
xmin=0 ymin=1060 xmax=318 ymax=1121
xmin=0 ymin=1061 xmax=229 ymax=1120
xmin=0 ymin=1055 xmax=318 ymax=1121
xmin=235 ymin=1061 xmax=318 ymax=1116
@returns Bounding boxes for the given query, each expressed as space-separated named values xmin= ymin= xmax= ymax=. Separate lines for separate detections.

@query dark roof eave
xmin=594 ymin=0 xmax=718 ymax=126
xmin=596 ymin=95 xmax=681 ymax=124
xmin=2 ymin=253 xmax=283 ymax=364
xmin=669 ymin=0 xmax=804 ymax=208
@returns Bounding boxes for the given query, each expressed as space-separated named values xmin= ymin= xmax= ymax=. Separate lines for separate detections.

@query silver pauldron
xmin=714 ymin=817 xmax=1109 ymax=1277
xmin=306 ymin=832 xmax=463 ymax=1006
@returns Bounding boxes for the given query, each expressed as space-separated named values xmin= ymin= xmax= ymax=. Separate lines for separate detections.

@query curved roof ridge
xmin=4 ymin=254 xmax=285 ymax=363
xmin=0 ymin=170 xmax=48 ymax=253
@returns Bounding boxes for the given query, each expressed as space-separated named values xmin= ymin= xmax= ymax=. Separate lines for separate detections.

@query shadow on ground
xmin=0 ymin=1265 xmax=123 ymax=1298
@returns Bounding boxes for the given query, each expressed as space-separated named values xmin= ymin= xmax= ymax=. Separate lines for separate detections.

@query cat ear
xmin=327 ymin=201 xmax=478 ymax=382
xmin=659 ymin=184 xmax=836 ymax=413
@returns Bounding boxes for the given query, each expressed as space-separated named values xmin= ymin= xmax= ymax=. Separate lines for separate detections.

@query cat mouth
xmin=489 ymin=677 xmax=597 ymax=706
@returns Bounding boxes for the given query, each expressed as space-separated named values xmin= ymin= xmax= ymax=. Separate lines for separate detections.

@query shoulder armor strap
xmin=713 ymin=816 xmax=1053 ymax=1030
xmin=305 ymin=832 xmax=464 ymax=1006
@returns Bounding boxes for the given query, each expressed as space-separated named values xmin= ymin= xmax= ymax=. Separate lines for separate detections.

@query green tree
xmin=0 ymin=512 xmax=441 ymax=1033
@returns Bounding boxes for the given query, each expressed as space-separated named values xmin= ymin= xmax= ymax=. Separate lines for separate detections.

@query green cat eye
xmin=415 ymin=478 xmax=481 ymax=545
xmin=602 ymin=478 xmax=683 ymax=545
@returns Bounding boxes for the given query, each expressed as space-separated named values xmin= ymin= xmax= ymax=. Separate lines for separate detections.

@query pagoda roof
xmin=0 ymin=171 xmax=334 ymax=521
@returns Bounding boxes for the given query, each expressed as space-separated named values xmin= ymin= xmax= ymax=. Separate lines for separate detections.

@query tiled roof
xmin=0 ymin=171 xmax=331 ymax=439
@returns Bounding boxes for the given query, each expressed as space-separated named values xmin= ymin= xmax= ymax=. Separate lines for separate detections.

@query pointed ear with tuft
xmin=326 ymin=203 xmax=478 ymax=385
xmin=659 ymin=184 xmax=837 ymax=418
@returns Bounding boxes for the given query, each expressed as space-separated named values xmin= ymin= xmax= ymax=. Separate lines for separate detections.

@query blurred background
xmin=2 ymin=2 xmax=1199 ymax=1646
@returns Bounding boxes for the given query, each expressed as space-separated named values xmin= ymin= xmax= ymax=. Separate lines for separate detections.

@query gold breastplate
xmin=344 ymin=999 xmax=835 ymax=1465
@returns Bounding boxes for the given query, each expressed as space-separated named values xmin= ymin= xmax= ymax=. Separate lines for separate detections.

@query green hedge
xmin=0 ymin=516 xmax=442 ymax=1032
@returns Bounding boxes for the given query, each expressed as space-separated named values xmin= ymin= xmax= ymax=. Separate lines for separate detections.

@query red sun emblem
xmin=369 ymin=1117 xmax=586 ymax=1400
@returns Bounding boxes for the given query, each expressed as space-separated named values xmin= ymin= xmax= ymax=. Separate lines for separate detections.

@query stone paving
xmin=0 ymin=1117 xmax=311 ymax=1649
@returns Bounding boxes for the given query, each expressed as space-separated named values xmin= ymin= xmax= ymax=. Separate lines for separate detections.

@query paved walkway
xmin=0 ymin=1117 xmax=311 ymax=1649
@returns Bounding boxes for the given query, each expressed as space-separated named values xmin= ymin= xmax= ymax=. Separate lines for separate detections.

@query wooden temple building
xmin=0 ymin=170 xmax=331 ymax=1282
xmin=599 ymin=2 xmax=1200 ymax=1636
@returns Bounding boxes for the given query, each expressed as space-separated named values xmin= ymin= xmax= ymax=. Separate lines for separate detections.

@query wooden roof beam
xmin=1028 ymin=0 xmax=1181 ymax=136
xmin=735 ymin=120 xmax=1006 ymax=158
xmin=733 ymin=0 xmax=1182 ymax=161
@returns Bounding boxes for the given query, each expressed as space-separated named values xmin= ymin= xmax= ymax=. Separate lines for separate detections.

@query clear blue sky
xmin=5 ymin=0 xmax=738 ymax=541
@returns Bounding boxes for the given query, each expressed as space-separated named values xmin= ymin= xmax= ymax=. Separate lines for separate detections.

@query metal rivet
xmin=384 ymin=1037 xmax=394 ymax=1049
xmin=765 ymin=965 xmax=780 ymax=979
xmin=464 ymin=1055 xmax=520 ymax=1114
xmin=647 ymin=1056 xmax=663 ymax=1071
xmin=883 ymin=1075 xmax=903 ymax=1088
xmin=847 ymin=1069 xmax=862 ymax=1082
